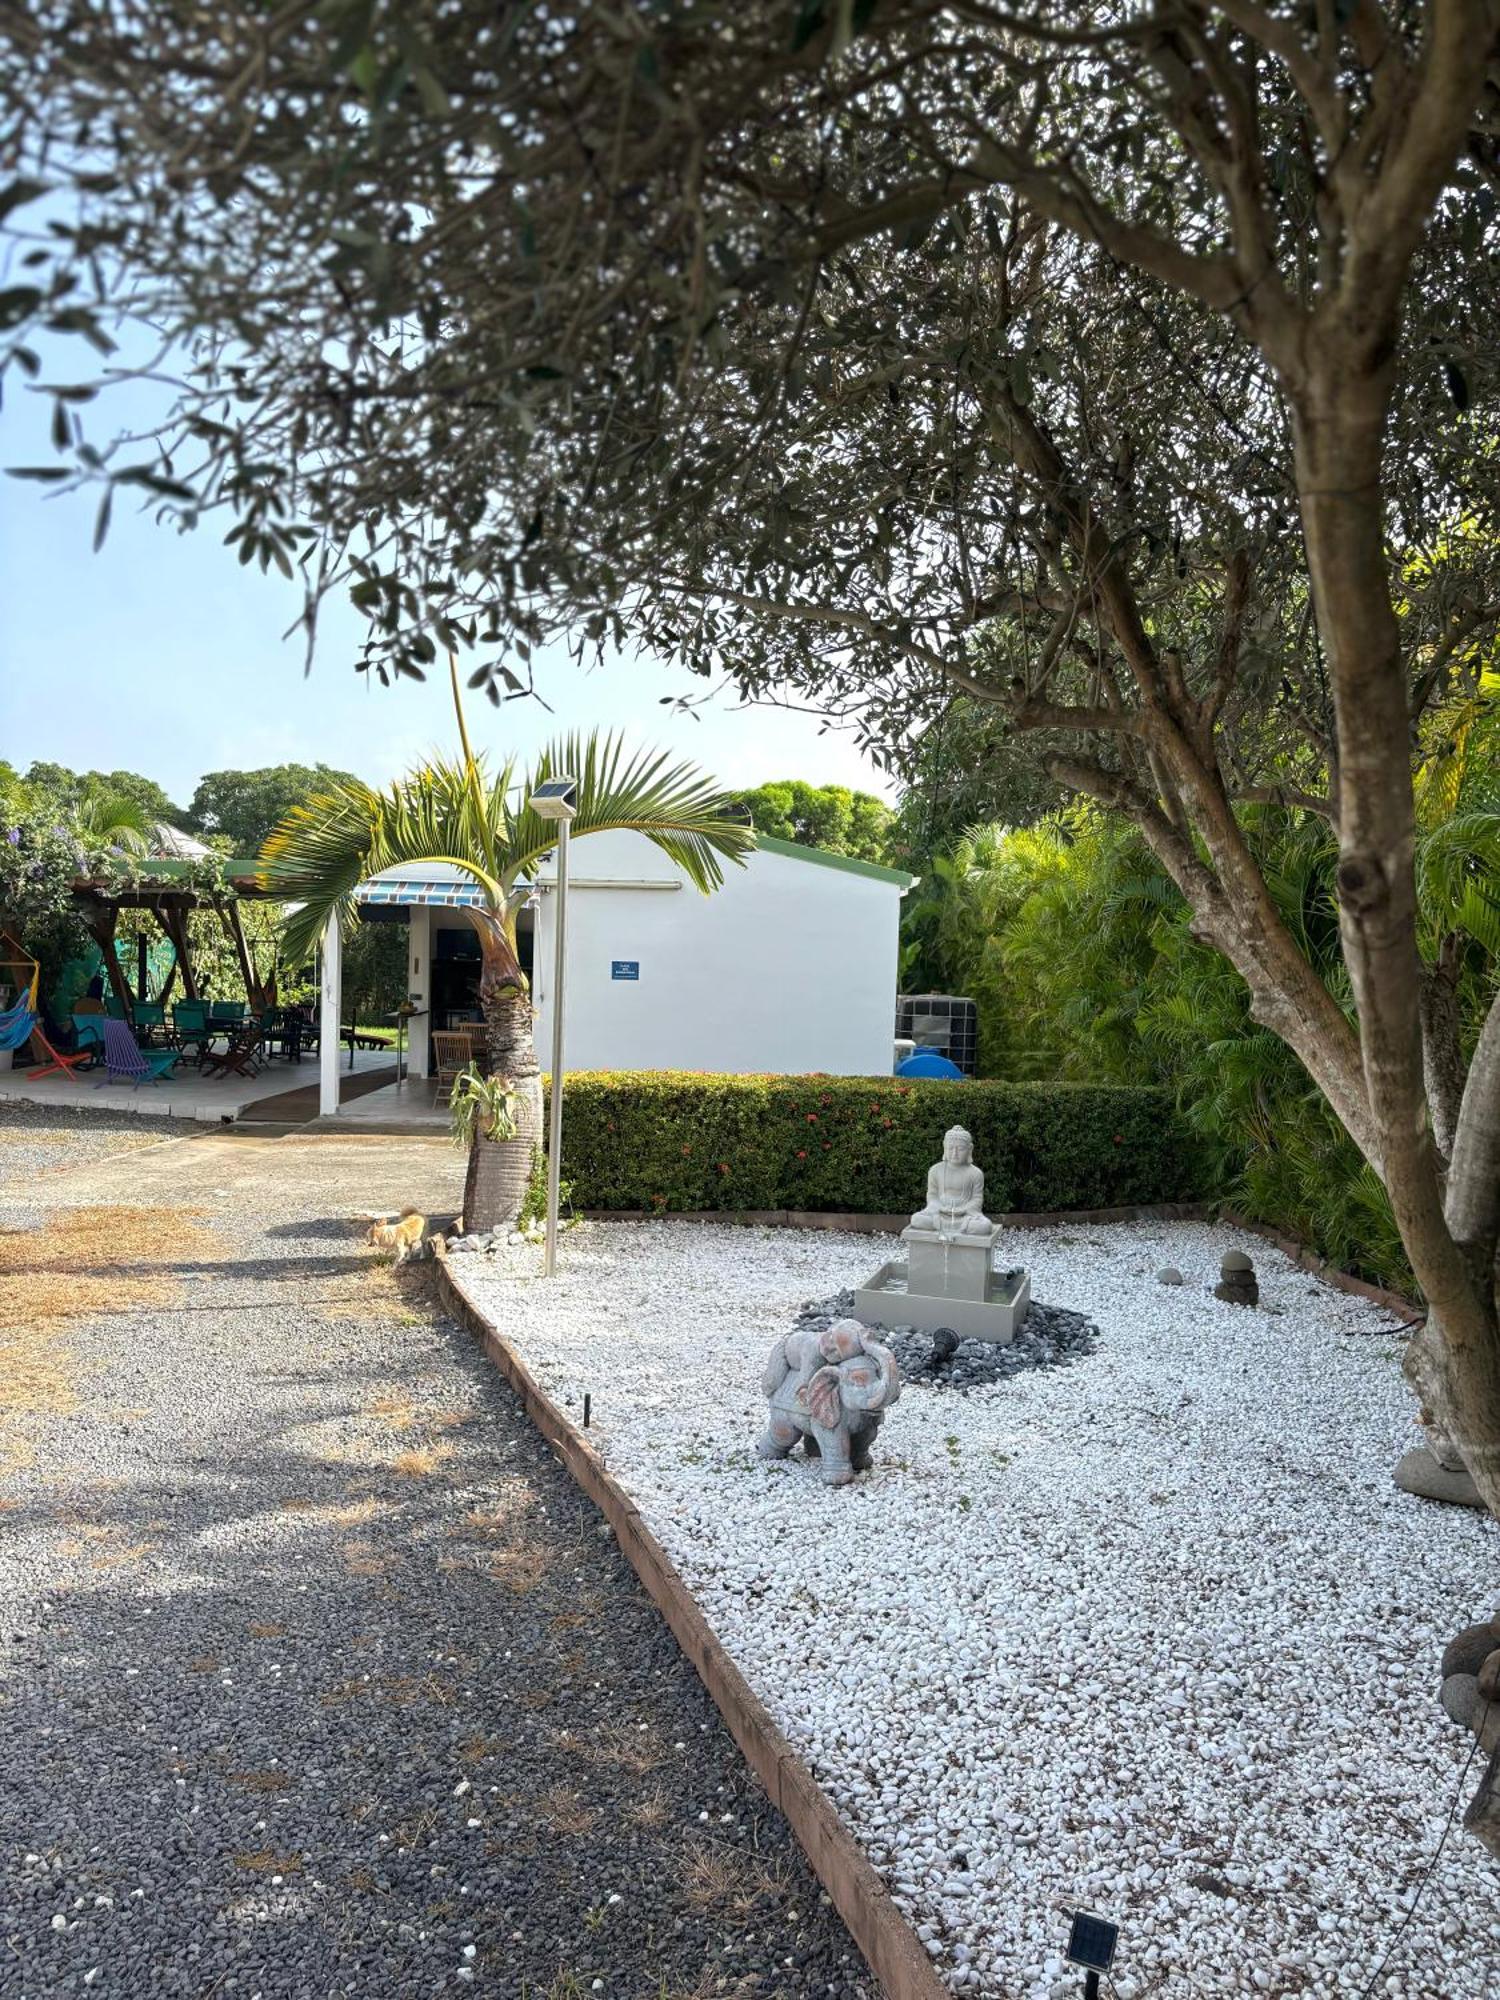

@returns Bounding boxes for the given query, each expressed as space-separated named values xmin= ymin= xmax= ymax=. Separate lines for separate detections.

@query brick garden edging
xmin=438 ymin=1264 xmax=951 ymax=2000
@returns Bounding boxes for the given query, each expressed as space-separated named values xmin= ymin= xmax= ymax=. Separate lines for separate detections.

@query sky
xmin=0 ymin=365 xmax=894 ymax=815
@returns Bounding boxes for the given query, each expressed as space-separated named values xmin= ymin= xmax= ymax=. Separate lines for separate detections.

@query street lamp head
xmin=529 ymin=777 xmax=578 ymax=823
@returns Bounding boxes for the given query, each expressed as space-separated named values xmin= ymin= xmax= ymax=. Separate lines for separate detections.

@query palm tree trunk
xmin=462 ymin=989 xmax=541 ymax=1231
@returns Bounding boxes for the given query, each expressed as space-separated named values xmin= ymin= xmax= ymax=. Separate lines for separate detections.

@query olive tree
xmin=3 ymin=1 xmax=1500 ymax=1536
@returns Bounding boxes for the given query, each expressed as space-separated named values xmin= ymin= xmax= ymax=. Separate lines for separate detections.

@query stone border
xmin=438 ymin=1264 xmax=950 ymax=2000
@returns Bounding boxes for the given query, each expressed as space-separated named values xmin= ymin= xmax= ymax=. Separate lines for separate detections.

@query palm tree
xmin=261 ymin=665 xmax=753 ymax=1227
xmin=74 ymin=791 xmax=153 ymax=854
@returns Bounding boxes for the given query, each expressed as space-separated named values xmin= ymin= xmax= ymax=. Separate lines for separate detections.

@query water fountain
xmin=852 ymin=1125 xmax=1030 ymax=1344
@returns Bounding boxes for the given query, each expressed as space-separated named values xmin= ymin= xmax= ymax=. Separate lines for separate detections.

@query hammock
xmin=0 ymin=932 xmax=43 ymax=1053
xmin=0 ymin=993 xmax=35 ymax=1050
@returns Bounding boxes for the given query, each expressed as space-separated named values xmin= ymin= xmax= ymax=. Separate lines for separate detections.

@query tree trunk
xmin=1293 ymin=360 xmax=1500 ymax=1514
xmin=461 ymin=989 xmax=541 ymax=1232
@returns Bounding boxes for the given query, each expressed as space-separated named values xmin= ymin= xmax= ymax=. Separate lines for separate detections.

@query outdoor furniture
xmin=70 ymin=1013 xmax=107 ymax=1068
xmin=97 ymin=1017 xmax=178 ymax=1089
xmin=200 ymin=1021 xmax=268 ymax=1078
xmin=26 ymin=1026 xmax=95 ymax=1081
xmin=210 ymin=1000 xmax=246 ymax=1025
xmin=172 ymin=1000 xmax=213 ymax=1058
xmin=134 ymin=1000 xmax=167 ymax=1044
xmin=432 ymin=1029 xmax=473 ymax=1088
xmin=105 ymin=996 xmax=129 ymax=1020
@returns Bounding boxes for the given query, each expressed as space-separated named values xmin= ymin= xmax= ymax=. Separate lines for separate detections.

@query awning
xmin=356 ymin=877 xmax=486 ymax=909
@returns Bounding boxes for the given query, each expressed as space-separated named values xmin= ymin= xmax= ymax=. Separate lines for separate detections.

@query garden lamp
xmin=529 ymin=777 xmax=577 ymax=1277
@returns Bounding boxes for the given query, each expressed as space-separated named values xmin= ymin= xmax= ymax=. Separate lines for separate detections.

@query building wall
xmin=433 ymin=830 xmax=904 ymax=1078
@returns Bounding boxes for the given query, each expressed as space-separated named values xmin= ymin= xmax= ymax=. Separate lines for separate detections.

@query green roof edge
xmin=753 ymin=834 xmax=914 ymax=887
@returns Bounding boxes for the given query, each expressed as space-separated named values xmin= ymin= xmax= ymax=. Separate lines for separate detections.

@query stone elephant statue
xmin=757 ymin=1318 xmax=902 ymax=1487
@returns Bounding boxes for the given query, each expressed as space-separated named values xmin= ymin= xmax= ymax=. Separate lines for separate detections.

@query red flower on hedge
xmin=807 ymin=1113 xmax=818 ymax=1123
xmin=882 ymin=1117 xmax=892 ymax=1128
xmin=796 ymin=1149 xmax=807 ymax=1160
xmin=823 ymin=1142 xmax=831 ymax=1150
xmin=718 ymin=1161 xmax=730 ymax=1174
xmin=681 ymin=1144 xmax=692 ymax=1156
xmin=1113 ymin=1133 xmax=1123 ymax=1145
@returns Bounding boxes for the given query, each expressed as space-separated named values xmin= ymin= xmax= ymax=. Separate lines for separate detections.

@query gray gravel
xmin=0 ymin=1124 xmax=871 ymax=1999
xmin=0 ymin=1100 xmax=186 ymax=1197
xmin=794 ymin=1288 xmax=1100 ymax=1388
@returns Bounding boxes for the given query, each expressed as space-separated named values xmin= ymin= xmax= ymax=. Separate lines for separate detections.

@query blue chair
xmin=97 ymin=1016 xmax=178 ymax=1089
xmin=70 ymin=1013 xmax=107 ymax=1067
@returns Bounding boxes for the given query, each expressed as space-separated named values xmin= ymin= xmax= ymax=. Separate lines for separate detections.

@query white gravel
xmin=455 ymin=1218 xmax=1500 ymax=2000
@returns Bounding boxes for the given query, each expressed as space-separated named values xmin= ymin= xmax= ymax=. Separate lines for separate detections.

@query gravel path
xmin=0 ymin=1127 xmax=870 ymax=2000
xmin=0 ymin=1101 xmax=187 ymax=1197
xmin=455 ymin=1219 xmax=1500 ymax=2000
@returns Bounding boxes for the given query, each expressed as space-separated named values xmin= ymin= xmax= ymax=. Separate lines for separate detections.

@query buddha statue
xmin=908 ymin=1125 xmax=994 ymax=1237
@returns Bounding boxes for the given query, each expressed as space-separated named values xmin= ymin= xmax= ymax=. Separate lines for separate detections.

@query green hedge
xmin=547 ymin=1071 xmax=1220 ymax=1215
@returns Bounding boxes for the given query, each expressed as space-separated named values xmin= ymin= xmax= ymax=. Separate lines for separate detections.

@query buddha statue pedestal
xmin=852 ymin=1127 xmax=1031 ymax=1346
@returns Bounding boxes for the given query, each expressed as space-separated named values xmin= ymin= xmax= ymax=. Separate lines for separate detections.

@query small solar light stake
xmin=582 ymin=1393 xmax=591 ymax=1429
xmin=1066 ymin=1911 xmax=1119 ymax=1999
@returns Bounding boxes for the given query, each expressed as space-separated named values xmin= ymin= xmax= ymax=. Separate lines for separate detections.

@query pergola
xmin=70 ymin=859 xmax=366 ymax=1118
xmin=70 ymin=855 xmax=284 ymax=1016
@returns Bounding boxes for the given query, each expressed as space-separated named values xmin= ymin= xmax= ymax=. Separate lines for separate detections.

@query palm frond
xmin=506 ymin=731 xmax=754 ymax=890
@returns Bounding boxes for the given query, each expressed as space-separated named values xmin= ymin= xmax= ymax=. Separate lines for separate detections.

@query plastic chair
xmin=70 ymin=1013 xmax=107 ymax=1066
xmin=210 ymin=1000 xmax=246 ymax=1024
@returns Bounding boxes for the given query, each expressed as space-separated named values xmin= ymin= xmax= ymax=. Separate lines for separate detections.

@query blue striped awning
xmin=356 ymin=877 xmax=486 ymax=909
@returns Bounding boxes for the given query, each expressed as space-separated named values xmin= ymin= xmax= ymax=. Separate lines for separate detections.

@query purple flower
xmin=4 ymin=828 xmax=18 ymax=846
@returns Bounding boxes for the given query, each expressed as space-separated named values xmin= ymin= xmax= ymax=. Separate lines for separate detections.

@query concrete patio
xmin=0 ymin=1043 xmax=397 ymax=1125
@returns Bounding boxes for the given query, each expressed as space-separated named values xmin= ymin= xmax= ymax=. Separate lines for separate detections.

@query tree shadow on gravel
xmin=0 ymin=1299 xmax=874 ymax=2000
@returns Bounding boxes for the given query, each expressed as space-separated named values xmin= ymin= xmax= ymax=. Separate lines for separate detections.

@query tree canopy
xmin=189 ymin=763 xmax=361 ymax=854
xmin=731 ymin=780 xmax=892 ymax=862
xmin=5 ymin=0 xmax=1500 ymax=1545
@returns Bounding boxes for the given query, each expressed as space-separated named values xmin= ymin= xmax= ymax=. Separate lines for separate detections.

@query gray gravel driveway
xmin=0 ymin=1127 xmax=869 ymax=2000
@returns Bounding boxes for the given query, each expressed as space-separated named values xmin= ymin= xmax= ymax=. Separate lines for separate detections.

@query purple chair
xmin=96 ymin=1016 xmax=179 ymax=1089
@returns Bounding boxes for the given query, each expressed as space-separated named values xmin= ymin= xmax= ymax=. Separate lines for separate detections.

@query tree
xmin=22 ymin=763 xmax=184 ymax=830
xmin=6 ymin=4 xmax=1500 ymax=1533
xmin=190 ymin=764 xmax=361 ymax=855
xmin=732 ymin=780 xmax=892 ymax=862
xmin=263 ymin=665 xmax=750 ymax=1227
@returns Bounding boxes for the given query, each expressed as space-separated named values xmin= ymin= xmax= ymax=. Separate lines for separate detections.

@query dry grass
xmin=590 ymin=1722 xmax=669 ymax=1776
xmin=247 ymin=1622 xmax=286 ymax=1639
xmin=233 ymin=1850 xmax=303 ymax=1875
xmin=681 ymin=1842 xmax=792 ymax=1920
xmin=484 ymin=1541 xmax=552 ymax=1595
xmin=627 ymin=1789 xmax=671 ymax=1833
xmin=321 ymin=1259 xmax=435 ymax=1325
xmin=456 ymin=1732 xmax=506 ymax=1765
xmin=229 ymin=1769 xmax=292 ymax=1793
xmin=537 ymin=1785 xmax=598 ymax=1837
xmin=0 ymin=1205 xmax=220 ymax=1470
xmin=321 ymin=1671 xmax=458 ymax=1711
xmin=391 ymin=1442 xmax=455 ymax=1477
xmin=340 ymin=1538 xmax=395 ymax=1578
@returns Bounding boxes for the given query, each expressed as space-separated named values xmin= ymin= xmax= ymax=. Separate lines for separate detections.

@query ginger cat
xmin=365 ymin=1209 xmax=427 ymax=1264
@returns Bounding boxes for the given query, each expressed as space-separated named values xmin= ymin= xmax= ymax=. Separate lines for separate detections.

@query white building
xmin=320 ymin=829 xmax=912 ymax=1111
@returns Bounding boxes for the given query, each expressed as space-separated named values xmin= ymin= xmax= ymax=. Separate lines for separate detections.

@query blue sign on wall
xmin=611 ymin=960 xmax=640 ymax=982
